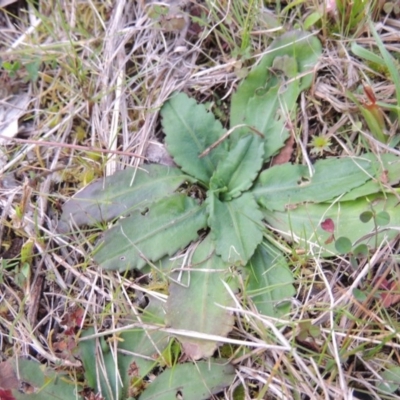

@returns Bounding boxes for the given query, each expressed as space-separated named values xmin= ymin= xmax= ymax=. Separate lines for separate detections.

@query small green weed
xmin=1 ymin=56 xmax=41 ymax=83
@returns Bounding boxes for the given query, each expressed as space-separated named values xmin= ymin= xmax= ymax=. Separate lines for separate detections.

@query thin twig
xmin=198 ymin=124 xmax=264 ymax=158
xmin=0 ymin=135 xmax=146 ymax=159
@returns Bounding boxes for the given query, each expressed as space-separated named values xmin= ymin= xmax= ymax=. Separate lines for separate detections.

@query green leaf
xmin=118 ymin=298 xmax=170 ymax=377
xmin=359 ymin=211 xmax=373 ymax=223
xmin=79 ymin=328 xmax=149 ymax=400
xmin=25 ymin=58 xmax=41 ymax=82
xmin=353 ymin=288 xmax=368 ymax=302
xmin=340 ymin=153 xmax=400 ymax=201
xmin=230 ymin=31 xmax=322 ymax=144
xmin=161 ymin=92 xmax=228 ymax=183
xmin=351 ymin=42 xmax=386 ymax=67
xmin=94 ymin=194 xmax=208 ymax=271
xmin=243 ymin=75 xmax=299 ymax=161
xmin=166 ymin=235 xmax=236 ymax=360
xmin=59 ymin=164 xmax=191 ymax=233
xmin=79 ymin=327 xmax=127 ymax=400
xmin=253 ymin=157 xmax=372 ymax=211
xmin=297 ymin=321 xmax=321 ymax=341
xmin=246 ymin=242 xmax=295 ymax=317
xmin=210 ymin=135 xmax=264 ymax=200
xmin=353 ymin=243 xmax=369 ymax=257
xmin=378 ymin=366 xmax=400 ymax=394
xmin=10 ymin=359 xmax=82 ymax=400
xmin=263 ymin=194 xmax=400 ymax=256
xmin=139 ymin=360 xmax=235 ymax=400
xmin=304 ymin=11 xmax=322 ymax=30
xmin=207 ymin=192 xmax=263 ymax=265
xmin=376 ymin=210 xmax=390 ymax=226
xmin=336 ymin=0 xmax=366 ymax=31
xmin=335 ymin=237 xmax=352 ymax=253
xmin=79 ymin=299 xmax=169 ymax=400
xmin=369 ymin=21 xmax=400 ymax=121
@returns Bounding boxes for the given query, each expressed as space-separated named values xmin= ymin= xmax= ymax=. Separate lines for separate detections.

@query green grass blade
xmin=369 ymin=20 xmax=400 ymax=120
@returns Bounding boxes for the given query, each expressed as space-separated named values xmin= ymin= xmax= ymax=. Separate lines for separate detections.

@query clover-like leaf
xmin=210 ymin=134 xmax=264 ymax=200
xmin=321 ymin=218 xmax=335 ymax=233
xmin=335 ymin=237 xmax=352 ymax=253
xmin=376 ymin=211 xmax=390 ymax=226
xmin=94 ymin=194 xmax=208 ymax=271
xmin=166 ymin=235 xmax=236 ymax=360
xmin=359 ymin=211 xmax=373 ymax=223
xmin=161 ymin=92 xmax=228 ymax=184
xmin=253 ymin=157 xmax=373 ymax=211
xmin=207 ymin=192 xmax=263 ymax=265
xmin=59 ymin=164 xmax=191 ymax=233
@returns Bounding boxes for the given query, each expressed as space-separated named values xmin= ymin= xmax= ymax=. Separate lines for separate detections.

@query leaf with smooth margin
xmin=161 ymin=92 xmax=228 ymax=184
xmin=207 ymin=192 xmax=263 ymax=265
xmin=118 ymin=298 xmax=169 ymax=380
xmin=340 ymin=153 xmax=400 ymax=201
xmin=94 ymin=194 xmax=208 ymax=271
xmin=230 ymin=31 xmax=322 ymax=142
xmin=166 ymin=235 xmax=236 ymax=360
xmin=59 ymin=164 xmax=191 ymax=233
xmin=369 ymin=21 xmax=400 ymax=121
xmin=79 ymin=327 xmax=140 ymax=400
xmin=80 ymin=299 xmax=168 ymax=400
xmin=263 ymin=194 xmax=400 ymax=256
xmin=347 ymin=89 xmax=388 ymax=144
xmin=351 ymin=42 xmax=386 ymax=68
xmin=10 ymin=358 xmax=82 ymax=400
xmin=378 ymin=366 xmax=400 ymax=394
xmin=253 ymin=157 xmax=372 ymax=211
xmin=209 ymin=135 xmax=264 ymax=200
xmin=139 ymin=359 xmax=235 ymax=400
xmin=247 ymin=242 xmax=295 ymax=317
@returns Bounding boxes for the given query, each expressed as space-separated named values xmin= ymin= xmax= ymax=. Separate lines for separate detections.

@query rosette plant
xmin=58 ymin=31 xmax=400 ymax=397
